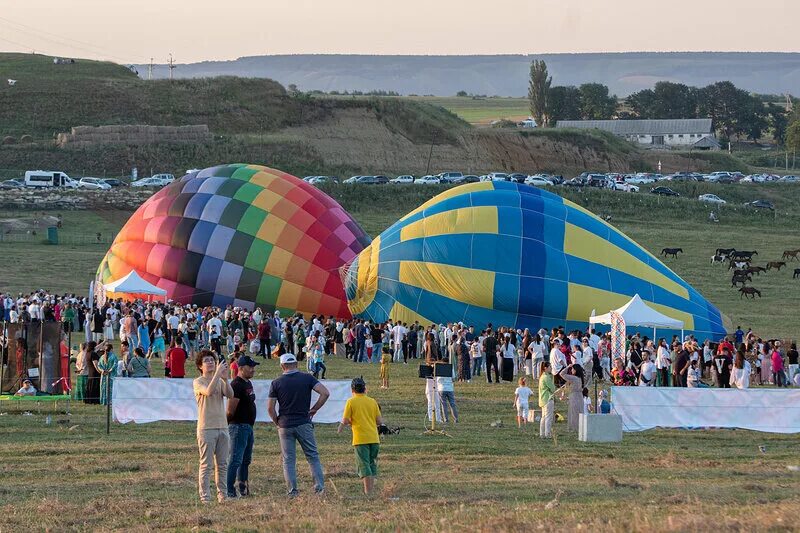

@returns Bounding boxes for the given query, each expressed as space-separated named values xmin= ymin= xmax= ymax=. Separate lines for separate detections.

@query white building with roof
xmin=556 ymin=119 xmax=719 ymax=149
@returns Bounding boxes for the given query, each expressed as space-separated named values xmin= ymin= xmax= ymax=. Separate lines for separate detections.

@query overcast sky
xmin=1 ymin=0 xmax=798 ymax=64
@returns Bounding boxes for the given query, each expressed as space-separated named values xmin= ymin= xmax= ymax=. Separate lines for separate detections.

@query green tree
xmin=456 ymin=90 xmax=468 ymax=97
xmin=546 ymin=85 xmax=581 ymax=126
xmin=767 ymin=103 xmax=789 ymax=145
xmin=627 ymin=89 xmax=657 ymax=118
xmin=528 ymin=60 xmax=552 ymax=127
xmin=651 ymin=82 xmax=698 ymax=118
xmin=578 ymin=83 xmax=617 ymax=120
xmin=698 ymin=81 xmax=747 ymax=139
xmin=786 ymin=120 xmax=800 ymax=152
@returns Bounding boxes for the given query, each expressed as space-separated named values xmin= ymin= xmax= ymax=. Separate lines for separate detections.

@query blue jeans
xmin=471 ymin=356 xmax=483 ymax=376
xmin=372 ymin=342 xmax=382 ymax=363
xmin=439 ymin=391 xmax=458 ymax=422
xmin=227 ymin=423 xmax=254 ymax=497
xmin=278 ymin=423 xmax=324 ymax=494
xmin=356 ymin=342 xmax=366 ymax=363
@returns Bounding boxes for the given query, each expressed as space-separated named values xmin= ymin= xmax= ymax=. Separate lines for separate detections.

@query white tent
xmin=589 ymin=293 xmax=684 ymax=338
xmin=103 ymin=270 xmax=167 ymax=302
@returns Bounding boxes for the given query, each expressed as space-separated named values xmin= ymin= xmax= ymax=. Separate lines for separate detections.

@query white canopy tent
xmin=103 ymin=270 xmax=168 ymax=302
xmin=589 ymin=294 xmax=684 ymax=339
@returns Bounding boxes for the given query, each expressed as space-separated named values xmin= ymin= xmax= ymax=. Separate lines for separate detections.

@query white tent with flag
xmin=589 ymin=293 xmax=684 ymax=339
xmin=103 ymin=270 xmax=167 ymax=302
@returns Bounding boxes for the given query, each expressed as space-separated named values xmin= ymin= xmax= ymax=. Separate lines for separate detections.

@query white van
xmin=24 ymin=170 xmax=78 ymax=188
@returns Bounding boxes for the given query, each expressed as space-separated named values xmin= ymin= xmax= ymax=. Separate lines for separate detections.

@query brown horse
xmin=766 ymin=261 xmax=786 ymax=271
xmin=731 ymin=273 xmax=752 ymax=287
xmin=746 ymin=265 xmax=766 ymax=276
xmin=781 ymin=249 xmax=800 ymax=261
xmin=661 ymin=247 xmax=683 ymax=258
xmin=739 ymin=287 xmax=761 ymax=299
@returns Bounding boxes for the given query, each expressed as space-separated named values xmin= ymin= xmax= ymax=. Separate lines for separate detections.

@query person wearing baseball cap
xmin=268 ymin=351 xmax=330 ymax=496
xmin=226 ymin=355 xmax=259 ymax=498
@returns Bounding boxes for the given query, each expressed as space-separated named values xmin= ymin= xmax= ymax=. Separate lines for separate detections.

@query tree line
xmin=527 ymin=60 xmax=795 ymax=144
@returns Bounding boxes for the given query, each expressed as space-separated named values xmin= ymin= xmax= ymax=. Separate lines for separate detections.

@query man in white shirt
xmin=391 ymin=322 xmax=407 ymax=363
xmin=639 ymin=351 xmax=656 ymax=386
xmin=655 ymin=341 xmax=672 ymax=387
xmin=206 ymin=313 xmax=223 ymax=354
xmin=28 ymin=302 xmax=40 ymax=321
xmin=550 ymin=339 xmax=566 ymax=378
xmin=588 ymin=329 xmax=601 ymax=352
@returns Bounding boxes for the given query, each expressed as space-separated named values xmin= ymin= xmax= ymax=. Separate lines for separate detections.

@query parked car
xmin=704 ymin=171 xmax=733 ymax=182
xmin=650 ymin=186 xmax=680 ymax=197
xmin=415 ymin=175 xmax=441 ymax=185
xmin=24 ymin=170 xmax=78 ymax=188
xmin=627 ymin=173 xmax=656 ymax=184
xmin=0 ymin=178 xmax=25 ymax=189
xmin=664 ymin=172 xmax=697 ymax=182
xmin=561 ymin=177 xmax=586 ymax=188
xmin=438 ymin=171 xmax=464 ymax=183
xmin=780 ymin=175 xmax=800 ymax=182
xmin=151 ymin=173 xmax=175 ymax=184
xmin=78 ymin=177 xmax=112 ymax=190
xmin=613 ymin=181 xmax=639 ymax=193
xmin=743 ymin=199 xmax=775 ymax=210
xmin=524 ymin=175 xmax=552 ymax=187
xmin=357 ymin=175 xmax=389 ymax=185
xmin=390 ymin=175 xmax=415 ymax=184
xmin=462 ymin=175 xmax=480 ymax=183
xmin=343 ymin=176 xmax=362 ymax=184
xmin=507 ymin=173 xmax=527 ymax=183
xmin=587 ymin=174 xmax=613 ymax=189
xmin=698 ymin=194 xmax=726 ymax=204
xmin=308 ymin=176 xmax=338 ymax=185
xmin=131 ymin=177 xmax=167 ymax=187
xmin=482 ymin=172 xmax=510 ymax=182
xmin=102 ymin=178 xmax=126 ymax=187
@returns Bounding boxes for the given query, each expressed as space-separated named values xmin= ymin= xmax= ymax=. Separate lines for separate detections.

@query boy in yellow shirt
xmin=338 ymin=377 xmax=384 ymax=495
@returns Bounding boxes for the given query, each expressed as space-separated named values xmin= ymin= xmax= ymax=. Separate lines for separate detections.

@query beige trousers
xmin=540 ymin=400 xmax=554 ymax=438
xmin=197 ymin=428 xmax=230 ymax=502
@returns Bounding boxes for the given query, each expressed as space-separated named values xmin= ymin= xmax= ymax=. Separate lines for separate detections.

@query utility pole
xmin=168 ymin=53 xmax=176 ymax=81
xmin=148 ymin=57 xmax=154 ymax=80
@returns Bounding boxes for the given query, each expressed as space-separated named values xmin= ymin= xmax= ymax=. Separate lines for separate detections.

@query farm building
xmin=556 ymin=119 xmax=719 ymax=149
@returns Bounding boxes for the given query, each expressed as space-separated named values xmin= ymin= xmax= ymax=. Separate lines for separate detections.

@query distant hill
xmin=135 ymin=53 xmax=800 ymax=97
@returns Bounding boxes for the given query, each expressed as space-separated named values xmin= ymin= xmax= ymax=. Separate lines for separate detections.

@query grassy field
xmin=412 ymin=96 xmax=530 ymax=125
xmin=1 ymin=355 xmax=799 ymax=532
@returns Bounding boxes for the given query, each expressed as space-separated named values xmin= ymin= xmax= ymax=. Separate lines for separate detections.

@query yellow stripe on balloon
xmin=389 ymin=301 xmax=433 ymax=326
xmin=347 ymin=238 xmax=381 ymax=315
xmin=399 ymin=261 xmax=494 ymax=310
xmin=565 ymin=283 xmax=695 ymax=331
xmin=399 ymin=181 xmax=494 ymax=222
xmin=400 ymin=205 xmax=498 ymax=241
xmin=563 ymin=223 xmax=689 ymax=300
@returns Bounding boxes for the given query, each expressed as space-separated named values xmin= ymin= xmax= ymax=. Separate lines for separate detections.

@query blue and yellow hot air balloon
xmin=342 ymin=181 xmax=726 ymax=339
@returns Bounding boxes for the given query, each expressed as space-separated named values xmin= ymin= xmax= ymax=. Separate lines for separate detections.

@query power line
xmin=0 ymin=16 xmax=143 ymax=64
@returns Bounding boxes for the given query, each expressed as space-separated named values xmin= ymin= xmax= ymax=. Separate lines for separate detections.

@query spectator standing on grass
xmin=338 ymin=377 xmax=383 ymax=496
xmin=127 ymin=347 xmax=151 ymax=378
xmin=538 ymin=361 xmax=555 ymax=438
xmin=437 ymin=360 xmax=458 ymax=423
xmin=96 ymin=343 xmax=118 ymax=405
xmin=267 ymin=352 xmax=329 ymax=497
xmin=74 ymin=342 xmax=88 ymax=400
xmin=558 ymin=364 xmax=584 ymax=432
xmin=514 ymin=377 xmax=533 ymax=429
xmin=787 ymin=343 xmax=799 ymax=385
xmin=730 ymin=351 xmax=751 ymax=389
xmin=227 ymin=355 xmax=259 ymax=498
xmin=165 ymin=338 xmax=187 ymax=378
xmin=194 ymin=349 xmax=234 ymax=503
xmin=771 ymin=342 xmax=786 ymax=387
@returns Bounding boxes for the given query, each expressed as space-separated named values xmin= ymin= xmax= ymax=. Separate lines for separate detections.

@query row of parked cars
xmin=0 ymin=171 xmax=176 ymax=190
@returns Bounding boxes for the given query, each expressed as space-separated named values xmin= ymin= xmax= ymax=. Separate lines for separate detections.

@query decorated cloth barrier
xmin=612 ymin=387 xmax=800 ymax=434
xmin=113 ymin=378 xmax=351 ymax=424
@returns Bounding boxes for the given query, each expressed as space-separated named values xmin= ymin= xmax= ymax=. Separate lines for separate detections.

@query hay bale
xmin=1 ymin=136 xmax=16 ymax=145
xmin=19 ymin=134 xmax=34 ymax=144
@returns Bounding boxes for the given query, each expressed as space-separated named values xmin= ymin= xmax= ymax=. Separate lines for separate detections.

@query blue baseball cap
xmin=237 ymin=355 xmax=260 ymax=367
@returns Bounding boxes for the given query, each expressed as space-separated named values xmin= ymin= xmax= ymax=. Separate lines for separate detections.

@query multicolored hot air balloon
xmin=343 ymin=181 xmax=726 ymax=339
xmin=98 ymin=164 xmax=371 ymax=317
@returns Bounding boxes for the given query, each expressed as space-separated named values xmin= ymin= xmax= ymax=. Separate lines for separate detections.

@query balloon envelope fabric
xmin=343 ymin=181 xmax=726 ymax=339
xmin=98 ymin=164 xmax=371 ymax=317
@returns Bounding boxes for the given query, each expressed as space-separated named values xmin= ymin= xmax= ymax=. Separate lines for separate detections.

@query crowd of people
xmin=3 ymin=290 xmax=800 ymax=499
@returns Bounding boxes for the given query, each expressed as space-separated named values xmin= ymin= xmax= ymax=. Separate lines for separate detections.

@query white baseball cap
xmin=279 ymin=353 xmax=297 ymax=364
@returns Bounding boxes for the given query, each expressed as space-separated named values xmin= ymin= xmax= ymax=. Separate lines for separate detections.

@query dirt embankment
xmin=280 ymin=108 xmax=705 ymax=175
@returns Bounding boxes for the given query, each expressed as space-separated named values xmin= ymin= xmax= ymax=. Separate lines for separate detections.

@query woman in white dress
xmin=730 ymin=351 xmax=751 ymax=389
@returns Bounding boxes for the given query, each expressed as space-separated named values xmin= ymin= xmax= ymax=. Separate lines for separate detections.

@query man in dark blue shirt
xmin=267 ymin=352 xmax=330 ymax=496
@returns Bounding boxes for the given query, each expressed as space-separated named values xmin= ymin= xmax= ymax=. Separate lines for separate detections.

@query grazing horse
xmin=739 ymin=287 xmax=761 ymax=299
xmin=782 ymin=249 xmax=800 ymax=261
xmin=732 ymin=250 xmax=757 ymax=260
xmin=794 ymin=268 xmax=800 ymax=279
xmin=731 ymin=273 xmax=752 ymax=287
xmin=746 ymin=265 xmax=766 ymax=276
xmin=766 ymin=261 xmax=786 ymax=271
xmin=661 ymin=247 xmax=683 ymax=258
xmin=716 ymin=248 xmax=736 ymax=259
xmin=728 ymin=259 xmax=750 ymax=271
